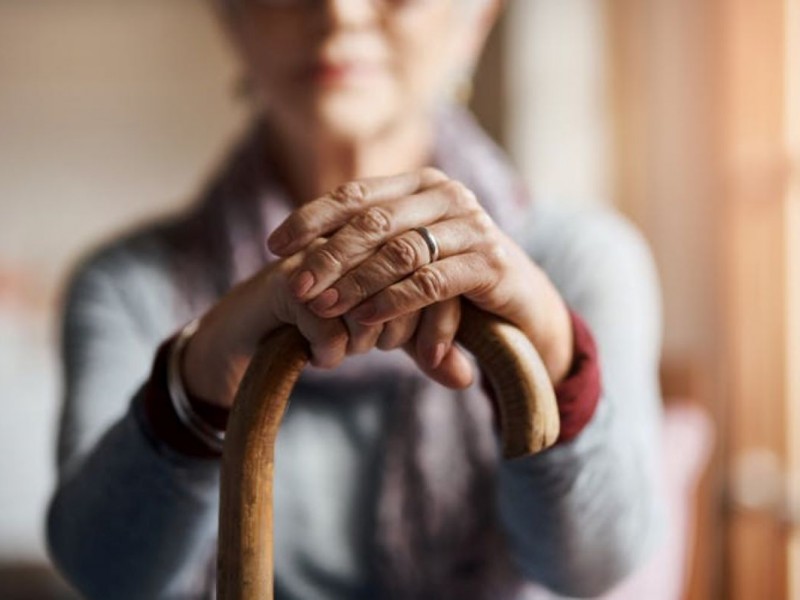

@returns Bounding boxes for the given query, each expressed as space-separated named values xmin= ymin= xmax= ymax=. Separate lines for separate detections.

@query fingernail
xmin=429 ymin=343 xmax=447 ymax=369
xmin=290 ymin=270 xmax=315 ymax=298
xmin=310 ymin=288 xmax=339 ymax=314
xmin=268 ymin=229 xmax=290 ymax=253
xmin=353 ymin=301 xmax=377 ymax=323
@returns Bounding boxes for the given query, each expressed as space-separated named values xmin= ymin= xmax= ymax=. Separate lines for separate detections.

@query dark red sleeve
xmin=552 ymin=309 xmax=601 ymax=444
xmin=140 ymin=337 xmax=230 ymax=459
xmin=481 ymin=308 xmax=601 ymax=446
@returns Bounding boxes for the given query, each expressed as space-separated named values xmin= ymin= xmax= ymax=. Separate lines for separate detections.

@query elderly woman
xmin=47 ymin=1 xmax=663 ymax=598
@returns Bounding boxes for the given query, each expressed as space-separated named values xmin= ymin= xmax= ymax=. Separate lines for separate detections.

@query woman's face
xmin=221 ymin=0 xmax=496 ymax=142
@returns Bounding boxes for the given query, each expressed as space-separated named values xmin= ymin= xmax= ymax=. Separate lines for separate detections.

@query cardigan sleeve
xmin=46 ymin=248 xmax=220 ymax=600
xmin=496 ymin=206 xmax=665 ymax=597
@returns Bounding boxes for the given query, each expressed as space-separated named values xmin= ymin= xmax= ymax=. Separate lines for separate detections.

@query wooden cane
xmin=217 ymin=301 xmax=560 ymax=599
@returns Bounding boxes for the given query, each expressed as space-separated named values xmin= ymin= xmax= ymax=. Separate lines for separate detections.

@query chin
xmin=310 ymin=87 xmax=402 ymax=142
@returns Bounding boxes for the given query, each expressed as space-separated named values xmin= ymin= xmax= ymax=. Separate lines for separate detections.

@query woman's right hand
xmin=181 ymin=237 xmax=473 ymax=410
xmin=180 ymin=241 xmax=383 ymax=409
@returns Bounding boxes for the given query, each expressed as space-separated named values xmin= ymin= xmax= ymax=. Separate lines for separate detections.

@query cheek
xmin=238 ymin=24 xmax=302 ymax=96
xmin=390 ymin=9 xmax=463 ymax=108
xmin=315 ymin=84 xmax=400 ymax=139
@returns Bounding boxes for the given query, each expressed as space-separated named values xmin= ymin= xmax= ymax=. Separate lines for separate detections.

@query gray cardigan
xmin=47 ymin=112 xmax=664 ymax=600
xmin=47 ymin=202 xmax=664 ymax=600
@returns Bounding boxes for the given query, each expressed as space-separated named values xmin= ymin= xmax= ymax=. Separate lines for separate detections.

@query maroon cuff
xmin=142 ymin=337 xmax=230 ymax=459
xmin=480 ymin=309 xmax=601 ymax=447
xmin=552 ymin=309 xmax=602 ymax=444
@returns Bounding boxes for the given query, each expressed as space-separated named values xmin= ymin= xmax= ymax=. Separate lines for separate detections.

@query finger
xmin=433 ymin=345 xmax=475 ymax=389
xmin=308 ymin=217 xmax=490 ymax=317
xmin=412 ymin=299 xmax=473 ymax=389
xmin=267 ymin=168 xmax=448 ymax=256
xmin=376 ymin=310 xmax=420 ymax=351
xmin=267 ymin=236 xmax=333 ymax=325
xmin=275 ymin=236 xmax=329 ymax=273
xmin=289 ymin=185 xmax=482 ymax=300
xmin=342 ymin=315 xmax=384 ymax=355
xmin=414 ymin=299 xmax=461 ymax=369
xmin=351 ymin=252 xmax=498 ymax=325
xmin=404 ymin=339 xmax=474 ymax=389
xmin=292 ymin=305 xmax=349 ymax=369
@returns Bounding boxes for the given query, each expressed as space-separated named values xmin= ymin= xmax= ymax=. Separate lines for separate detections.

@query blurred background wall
xmin=0 ymin=1 xmax=245 ymax=595
xmin=1 ymin=0 xmax=798 ymax=598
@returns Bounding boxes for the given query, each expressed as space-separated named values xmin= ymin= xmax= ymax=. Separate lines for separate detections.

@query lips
xmin=309 ymin=59 xmax=381 ymax=86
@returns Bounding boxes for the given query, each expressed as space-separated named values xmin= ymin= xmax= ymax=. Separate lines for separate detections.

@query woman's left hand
xmin=267 ymin=168 xmax=575 ymax=386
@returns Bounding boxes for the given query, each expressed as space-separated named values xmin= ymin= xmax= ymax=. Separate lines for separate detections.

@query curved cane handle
xmin=217 ymin=301 xmax=560 ymax=599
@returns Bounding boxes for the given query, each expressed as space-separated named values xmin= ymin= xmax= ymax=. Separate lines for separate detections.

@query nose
xmin=322 ymin=0 xmax=378 ymax=29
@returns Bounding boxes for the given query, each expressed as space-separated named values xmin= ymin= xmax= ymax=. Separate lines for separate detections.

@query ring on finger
xmin=414 ymin=226 xmax=440 ymax=264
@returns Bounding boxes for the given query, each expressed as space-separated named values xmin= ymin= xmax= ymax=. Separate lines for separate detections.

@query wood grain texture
xmin=218 ymin=301 xmax=560 ymax=599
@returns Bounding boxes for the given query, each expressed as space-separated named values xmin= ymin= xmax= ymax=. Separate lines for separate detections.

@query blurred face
xmin=221 ymin=0 xmax=495 ymax=142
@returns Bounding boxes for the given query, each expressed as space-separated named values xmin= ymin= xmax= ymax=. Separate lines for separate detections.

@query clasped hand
xmin=183 ymin=168 xmax=572 ymax=408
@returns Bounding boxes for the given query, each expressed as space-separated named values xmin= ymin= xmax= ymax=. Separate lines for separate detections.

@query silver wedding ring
xmin=414 ymin=226 xmax=440 ymax=264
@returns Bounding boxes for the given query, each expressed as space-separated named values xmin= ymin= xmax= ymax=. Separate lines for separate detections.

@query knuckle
xmin=415 ymin=266 xmax=447 ymax=299
xmin=473 ymin=210 xmax=495 ymax=235
xmin=312 ymin=245 xmax=344 ymax=272
xmin=420 ymin=320 xmax=450 ymax=344
xmin=320 ymin=330 xmax=347 ymax=354
xmin=461 ymin=185 xmax=479 ymax=207
xmin=485 ymin=240 xmax=509 ymax=271
xmin=331 ymin=181 xmax=368 ymax=206
xmin=347 ymin=270 xmax=371 ymax=300
xmin=442 ymin=180 xmax=478 ymax=209
xmin=383 ymin=236 xmax=421 ymax=272
xmin=272 ymin=259 xmax=293 ymax=282
xmin=347 ymin=324 xmax=377 ymax=354
xmin=306 ymin=237 xmax=329 ymax=251
xmin=352 ymin=206 xmax=392 ymax=237
xmin=379 ymin=333 xmax=402 ymax=351
xmin=376 ymin=324 xmax=396 ymax=350
xmin=378 ymin=320 xmax=410 ymax=350
xmin=376 ymin=336 xmax=394 ymax=351
xmin=460 ymin=187 xmax=480 ymax=210
xmin=421 ymin=166 xmax=448 ymax=185
xmin=440 ymin=180 xmax=462 ymax=201
xmin=346 ymin=333 xmax=363 ymax=354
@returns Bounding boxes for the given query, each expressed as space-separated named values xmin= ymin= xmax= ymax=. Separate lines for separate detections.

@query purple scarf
xmin=169 ymin=105 xmax=534 ymax=599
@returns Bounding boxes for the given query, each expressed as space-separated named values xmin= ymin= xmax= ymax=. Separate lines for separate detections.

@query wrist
xmin=181 ymin=318 xmax=227 ymax=406
xmin=181 ymin=268 xmax=285 ymax=407
xmin=169 ymin=320 xmax=227 ymax=453
xmin=536 ymin=308 xmax=574 ymax=385
xmin=141 ymin=336 xmax=225 ymax=459
xmin=503 ymin=255 xmax=574 ymax=384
